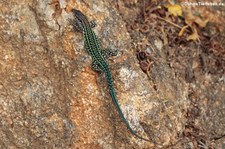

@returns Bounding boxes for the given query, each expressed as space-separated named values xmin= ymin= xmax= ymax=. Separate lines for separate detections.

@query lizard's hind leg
xmin=101 ymin=49 xmax=120 ymax=59
xmin=91 ymin=61 xmax=103 ymax=72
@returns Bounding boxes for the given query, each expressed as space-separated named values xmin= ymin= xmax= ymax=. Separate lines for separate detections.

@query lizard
xmin=69 ymin=8 xmax=151 ymax=142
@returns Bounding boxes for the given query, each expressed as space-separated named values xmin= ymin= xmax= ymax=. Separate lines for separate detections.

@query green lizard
xmin=70 ymin=9 xmax=151 ymax=142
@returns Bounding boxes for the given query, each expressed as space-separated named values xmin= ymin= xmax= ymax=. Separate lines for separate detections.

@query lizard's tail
xmin=105 ymin=69 xmax=152 ymax=142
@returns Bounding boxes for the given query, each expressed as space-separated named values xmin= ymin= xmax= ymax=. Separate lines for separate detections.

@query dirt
xmin=115 ymin=0 xmax=225 ymax=148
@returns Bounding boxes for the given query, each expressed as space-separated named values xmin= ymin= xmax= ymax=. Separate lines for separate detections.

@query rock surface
xmin=0 ymin=0 xmax=224 ymax=149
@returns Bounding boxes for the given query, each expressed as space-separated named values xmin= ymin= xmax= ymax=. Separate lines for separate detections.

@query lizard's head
xmin=71 ymin=9 xmax=89 ymax=24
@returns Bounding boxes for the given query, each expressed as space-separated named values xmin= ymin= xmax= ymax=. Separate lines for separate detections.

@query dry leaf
xmin=187 ymin=26 xmax=199 ymax=41
xmin=194 ymin=17 xmax=208 ymax=28
xmin=166 ymin=4 xmax=182 ymax=17
xmin=185 ymin=10 xmax=208 ymax=27
xmin=180 ymin=10 xmax=208 ymax=41
xmin=179 ymin=25 xmax=189 ymax=36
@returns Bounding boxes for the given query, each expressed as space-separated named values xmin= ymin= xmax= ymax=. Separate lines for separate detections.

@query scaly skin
xmin=70 ymin=9 xmax=151 ymax=142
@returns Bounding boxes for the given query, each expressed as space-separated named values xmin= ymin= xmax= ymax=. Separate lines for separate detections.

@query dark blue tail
xmin=104 ymin=68 xmax=151 ymax=142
